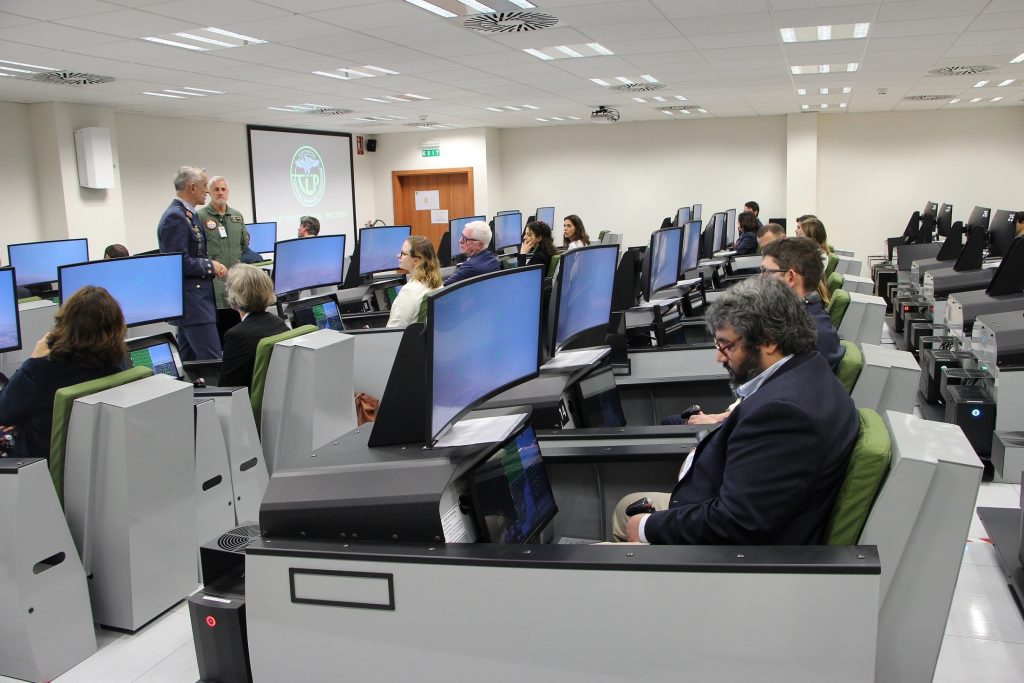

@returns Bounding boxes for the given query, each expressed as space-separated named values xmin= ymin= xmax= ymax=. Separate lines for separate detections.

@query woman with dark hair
xmin=0 ymin=286 xmax=126 ymax=460
xmin=519 ymin=220 xmax=557 ymax=272
xmin=387 ymin=235 xmax=443 ymax=328
xmin=563 ymin=214 xmax=590 ymax=250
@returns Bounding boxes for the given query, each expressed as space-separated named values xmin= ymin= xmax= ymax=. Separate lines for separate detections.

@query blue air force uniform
xmin=157 ymin=198 xmax=222 ymax=360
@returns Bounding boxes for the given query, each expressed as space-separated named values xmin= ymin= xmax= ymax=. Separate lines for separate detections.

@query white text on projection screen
xmin=248 ymin=127 xmax=356 ymax=248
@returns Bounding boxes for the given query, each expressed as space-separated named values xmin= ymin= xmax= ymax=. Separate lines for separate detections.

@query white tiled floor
xmin=1 ymin=483 xmax=1020 ymax=682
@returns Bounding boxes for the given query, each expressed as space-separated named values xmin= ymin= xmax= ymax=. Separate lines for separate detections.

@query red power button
xmin=205 ymin=616 xmax=217 ymax=628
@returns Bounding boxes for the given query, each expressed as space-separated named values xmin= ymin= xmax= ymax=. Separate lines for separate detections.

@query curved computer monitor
xmin=494 ymin=212 xmax=523 ymax=251
xmin=426 ymin=266 xmax=542 ymax=445
xmin=967 ymin=205 xmax=991 ymax=230
xmin=936 ymin=204 xmax=953 ymax=238
xmin=535 ymin=207 xmax=555 ymax=229
xmin=698 ymin=216 xmax=718 ymax=260
xmin=922 ymin=200 xmax=939 ymax=219
xmin=552 ymin=244 xmax=619 ymax=352
xmin=641 ymin=227 xmax=682 ymax=302
xmin=449 ymin=215 xmax=486 ymax=260
xmin=358 ymin=225 xmax=411 ymax=276
xmin=987 ymin=210 xmax=1018 ymax=259
xmin=246 ymin=222 xmax=277 ymax=254
xmin=691 ymin=204 xmax=702 ymax=222
xmin=8 ymin=238 xmax=89 ymax=287
xmin=680 ymin=220 xmax=702 ymax=273
xmin=58 ymin=253 xmax=184 ymax=327
xmin=724 ymin=209 xmax=737 ymax=249
xmin=126 ymin=333 xmax=184 ymax=379
xmin=675 ymin=206 xmax=691 ymax=227
xmin=0 ymin=267 xmax=23 ymax=353
xmin=273 ymin=235 xmax=346 ymax=297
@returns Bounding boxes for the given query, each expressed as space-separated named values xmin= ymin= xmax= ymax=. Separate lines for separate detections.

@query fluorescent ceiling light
xmin=949 ymin=98 xmax=960 ymax=104
xmin=781 ymin=23 xmax=869 ymax=43
xmin=270 ymin=107 xmax=300 ymax=112
xmin=653 ymin=96 xmax=666 ymax=102
xmin=662 ymin=110 xmax=674 ymax=116
xmin=680 ymin=109 xmax=691 ymax=114
xmin=820 ymin=64 xmax=830 ymax=74
xmin=0 ymin=59 xmax=57 ymax=70
xmin=204 ymin=27 xmax=266 ymax=44
xmin=521 ymin=104 xmax=538 ymax=109
xmin=817 ymin=25 xmax=832 ymax=41
xmin=842 ymin=86 xmax=852 ymax=94
xmin=457 ymin=0 xmax=494 ymax=12
xmin=385 ymin=95 xmax=411 ymax=101
xmin=974 ymin=80 xmax=988 ymax=87
xmin=364 ymin=65 xmax=401 ymax=75
xmin=405 ymin=93 xmax=431 ymax=100
xmin=313 ymin=70 xmax=348 ymax=80
xmin=184 ymin=87 xmax=224 ymax=94
xmin=340 ymin=69 xmax=374 ymax=78
xmin=402 ymin=0 xmax=457 ymax=18
xmin=485 ymin=107 xmax=502 ymax=112
xmin=854 ymin=23 xmax=870 ymax=38
xmin=801 ymin=104 xmax=810 ymax=110
xmin=697 ymin=108 xmax=708 ymax=114
xmin=674 ymin=95 xmax=687 ymax=101
xmin=590 ymin=78 xmax=610 ymax=86
xmin=523 ymin=48 xmax=553 ymax=61
xmin=632 ymin=97 xmax=646 ymax=103
xmin=363 ymin=97 xmax=390 ymax=103
xmin=970 ymin=97 xmax=982 ymax=103
xmin=0 ymin=65 xmax=32 ymax=73
xmin=819 ymin=87 xmax=828 ymax=95
xmin=143 ymin=91 xmax=185 ymax=98
xmin=1011 ymin=52 xmax=1024 ymax=64
xmin=535 ymin=118 xmax=547 ymax=122
xmin=797 ymin=88 xmax=807 ymax=95
xmin=821 ymin=103 xmax=829 ymax=109
xmin=840 ymin=103 xmax=848 ymax=108
xmin=791 ymin=66 xmax=802 ymax=75
xmin=504 ymin=105 xmax=521 ymax=110
xmin=641 ymin=74 xmax=658 ymax=83
xmin=0 ymin=73 xmax=15 ymax=77
xmin=567 ymin=116 xmax=580 ymax=120
xmin=847 ymin=63 xmax=858 ymax=72
xmin=175 ymin=32 xmax=234 ymax=47
xmin=508 ymin=0 xmax=536 ymax=7
xmin=780 ymin=28 xmax=796 ymax=43
xmin=550 ymin=116 xmax=564 ymax=121
xmin=143 ymin=37 xmax=207 ymax=51
xmin=164 ymin=89 xmax=205 ymax=96
xmin=555 ymin=45 xmax=583 ymax=58
xmin=587 ymin=43 xmax=614 ymax=56
xmin=991 ymin=96 xmax=1003 ymax=102
xmin=998 ymin=79 xmax=1014 ymax=86
xmin=615 ymin=76 xmax=634 ymax=84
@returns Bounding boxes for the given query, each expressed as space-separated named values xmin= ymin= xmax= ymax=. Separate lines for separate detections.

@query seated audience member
xmin=103 ymin=243 xmax=129 ymax=259
xmin=614 ymin=276 xmax=859 ymax=544
xmin=760 ymin=237 xmax=844 ymax=370
xmin=388 ymin=236 xmax=442 ymax=328
xmin=743 ymin=200 xmax=763 ymax=229
xmin=794 ymin=214 xmax=817 ymax=237
xmin=800 ymin=217 xmax=832 ymax=269
xmin=518 ymin=220 xmax=557 ymax=272
xmin=756 ymin=223 xmax=786 ymax=249
xmin=0 ymin=286 xmax=125 ymax=461
xmin=443 ymin=220 xmax=500 ymax=286
xmin=734 ymin=211 xmax=759 ymax=255
xmin=1016 ymin=212 xmax=1024 ymax=237
xmin=563 ymin=214 xmax=590 ymax=250
xmin=218 ymin=264 xmax=289 ymax=389
xmin=298 ymin=216 xmax=320 ymax=238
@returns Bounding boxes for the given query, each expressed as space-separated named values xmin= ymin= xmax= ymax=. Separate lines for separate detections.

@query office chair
xmin=822 ymin=407 xmax=891 ymax=545
xmin=834 ymin=339 xmax=864 ymax=394
xmin=827 ymin=288 xmax=851 ymax=329
xmin=827 ymin=271 xmax=844 ymax=296
xmin=249 ymin=325 xmax=318 ymax=431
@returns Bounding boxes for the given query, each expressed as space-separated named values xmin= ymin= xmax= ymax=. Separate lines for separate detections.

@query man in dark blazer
xmin=443 ymin=220 xmax=499 ymax=286
xmin=157 ymin=166 xmax=227 ymax=360
xmin=618 ymin=276 xmax=859 ymax=545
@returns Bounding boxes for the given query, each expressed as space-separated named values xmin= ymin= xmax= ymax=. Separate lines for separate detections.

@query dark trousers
xmin=176 ymin=323 xmax=222 ymax=361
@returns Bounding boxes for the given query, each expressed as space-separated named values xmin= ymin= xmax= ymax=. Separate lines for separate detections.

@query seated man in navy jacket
xmin=616 ymin=276 xmax=859 ymax=544
xmin=443 ymin=220 xmax=499 ymax=286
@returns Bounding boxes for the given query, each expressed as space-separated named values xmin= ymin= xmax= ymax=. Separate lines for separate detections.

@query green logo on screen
xmin=290 ymin=146 xmax=325 ymax=207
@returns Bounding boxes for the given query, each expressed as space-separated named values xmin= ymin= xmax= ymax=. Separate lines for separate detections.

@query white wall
xmin=0 ymin=102 xmax=44 ymax=255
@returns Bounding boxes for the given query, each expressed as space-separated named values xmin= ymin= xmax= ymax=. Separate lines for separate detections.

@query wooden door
xmin=392 ymin=168 xmax=474 ymax=248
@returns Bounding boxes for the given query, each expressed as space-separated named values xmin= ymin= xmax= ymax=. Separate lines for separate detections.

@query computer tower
xmin=919 ymin=350 xmax=960 ymax=404
xmin=894 ymin=296 xmax=929 ymax=334
xmin=902 ymin=315 xmax=930 ymax=350
xmin=943 ymin=386 xmax=996 ymax=458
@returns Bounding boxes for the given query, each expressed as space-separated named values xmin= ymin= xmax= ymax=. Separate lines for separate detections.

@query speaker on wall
xmin=366 ymin=139 xmax=377 ymax=152
xmin=74 ymin=127 xmax=115 ymax=189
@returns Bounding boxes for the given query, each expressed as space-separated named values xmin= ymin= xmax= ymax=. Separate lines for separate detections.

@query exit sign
xmin=422 ymin=148 xmax=440 ymax=157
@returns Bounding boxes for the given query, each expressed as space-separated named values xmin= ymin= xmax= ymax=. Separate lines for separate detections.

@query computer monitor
xmin=272 ymin=235 xmax=346 ymax=297
xmin=535 ymin=207 xmax=555 ymax=228
xmin=724 ymin=209 xmax=737 ymax=248
xmin=496 ymin=209 xmax=519 ymax=216
xmin=449 ymin=215 xmax=486 ymax=261
xmin=922 ymin=201 xmax=939 ymax=219
xmin=641 ymin=227 xmax=683 ymax=302
xmin=289 ymin=293 xmax=344 ymax=331
xmin=58 ymin=254 xmax=184 ymax=327
xmin=680 ymin=220 xmax=702 ymax=273
xmin=551 ymin=244 xmax=619 ymax=352
xmin=675 ymin=206 xmax=691 ymax=227
xmin=967 ymin=205 xmax=991 ymax=231
xmin=987 ymin=210 xmax=1018 ymax=259
xmin=0 ymin=267 xmax=23 ymax=353
xmin=246 ymin=222 xmax=277 ymax=254
xmin=936 ymin=204 xmax=953 ymax=238
xmin=494 ymin=212 xmax=523 ymax=251
xmin=126 ymin=334 xmax=184 ymax=379
xmin=699 ymin=216 xmax=718 ymax=260
xmin=8 ymin=238 xmax=89 ymax=287
xmin=573 ymin=364 xmax=626 ymax=428
xmin=467 ymin=423 xmax=557 ymax=543
xmin=711 ymin=212 xmax=727 ymax=252
xmin=691 ymin=204 xmax=702 ymax=222
xmin=426 ymin=266 xmax=542 ymax=445
xmin=358 ymin=225 xmax=411 ymax=276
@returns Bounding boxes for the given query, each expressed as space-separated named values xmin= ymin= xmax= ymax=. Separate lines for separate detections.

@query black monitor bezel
xmin=987 ymin=210 xmax=1018 ymax=259
xmin=287 ymin=292 xmax=343 ymax=331
xmin=936 ymin=204 xmax=953 ymax=238
xmin=493 ymin=212 xmax=523 ymax=251
xmin=448 ymin=215 xmax=486 ymax=260
xmin=0 ymin=266 xmax=23 ymax=353
xmin=724 ymin=208 xmax=737 ymax=248
xmin=922 ymin=201 xmax=938 ymax=218
xmin=57 ymin=253 xmax=185 ymax=328
xmin=357 ymin=225 xmax=412 ymax=276
xmin=125 ymin=332 xmax=185 ymax=380
xmin=245 ymin=221 xmax=278 ymax=254
xmin=425 ymin=265 xmax=543 ymax=446
xmin=967 ymin=205 xmax=991 ymax=230
xmin=642 ymin=226 xmax=683 ymax=302
xmin=691 ymin=203 xmax=702 ymax=222
xmin=551 ymin=243 xmax=620 ymax=353
xmin=699 ymin=215 xmax=718 ymax=260
xmin=680 ymin=220 xmax=702 ymax=273
xmin=8 ymin=238 xmax=90 ymax=287
xmin=675 ymin=206 xmax=691 ymax=228
xmin=272 ymin=234 xmax=347 ymax=297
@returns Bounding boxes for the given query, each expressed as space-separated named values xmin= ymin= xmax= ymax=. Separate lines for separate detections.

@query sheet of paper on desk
xmin=636 ymin=298 xmax=678 ymax=308
xmin=677 ymin=277 xmax=701 ymax=287
xmin=434 ymin=413 xmax=526 ymax=448
xmin=544 ymin=347 xmax=610 ymax=369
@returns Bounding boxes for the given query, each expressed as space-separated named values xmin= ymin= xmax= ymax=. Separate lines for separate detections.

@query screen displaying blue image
xmin=681 ymin=221 xmax=702 ymax=272
xmin=535 ymin=207 xmax=555 ymax=228
xmin=450 ymin=216 xmax=486 ymax=260
xmin=273 ymin=235 xmax=346 ymax=296
xmin=128 ymin=342 xmax=180 ymax=379
xmin=246 ymin=222 xmax=277 ymax=254
xmin=494 ymin=212 xmax=522 ymax=250
xmin=359 ymin=226 xmax=411 ymax=276
xmin=0 ymin=268 xmax=22 ymax=353
xmin=59 ymin=254 xmax=184 ymax=327
xmin=555 ymin=245 xmax=618 ymax=350
xmin=429 ymin=268 xmax=541 ymax=442
xmin=692 ymin=204 xmax=702 ymax=222
xmin=676 ymin=206 xmax=690 ymax=227
xmin=8 ymin=239 xmax=89 ymax=286
xmin=650 ymin=227 xmax=682 ymax=295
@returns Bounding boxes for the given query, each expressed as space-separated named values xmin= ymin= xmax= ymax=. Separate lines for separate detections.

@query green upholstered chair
xmin=834 ymin=340 xmax=863 ymax=394
xmin=827 ymin=272 xmax=844 ymax=296
xmin=547 ymin=253 xmax=561 ymax=278
xmin=827 ymin=288 xmax=850 ymax=329
xmin=17 ymin=296 xmax=42 ymax=304
xmin=597 ymin=230 xmax=609 ymax=242
xmin=823 ymin=408 xmax=892 ymax=545
xmin=250 ymin=325 xmax=317 ymax=430
xmin=49 ymin=366 xmax=153 ymax=504
xmin=825 ymin=252 xmax=839 ymax=276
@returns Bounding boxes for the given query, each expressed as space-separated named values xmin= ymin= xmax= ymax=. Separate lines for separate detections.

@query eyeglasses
xmin=398 ymin=250 xmax=410 ymax=257
xmin=460 ymin=234 xmax=481 ymax=243
xmin=759 ymin=267 xmax=788 ymax=275
xmin=715 ymin=337 xmax=743 ymax=355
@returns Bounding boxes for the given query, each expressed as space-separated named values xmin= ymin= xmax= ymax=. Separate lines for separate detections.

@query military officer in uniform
xmin=198 ymin=175 xmax=250 ymax=342
xmin=158 ymin=166 xmax=228 ymax=360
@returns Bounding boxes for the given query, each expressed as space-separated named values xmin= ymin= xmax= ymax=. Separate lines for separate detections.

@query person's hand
xmin=31 ymin=334 xmax=50 ymax=359
xmin=687 ymin=411 xmax=728 ymax=425
xmin=1 ymin=425 xmax=17 ymax=434
xmin=626 ymin=513 xmax=648 ymax=542
xmin=212 ymin=260 xmax=228 ymax=279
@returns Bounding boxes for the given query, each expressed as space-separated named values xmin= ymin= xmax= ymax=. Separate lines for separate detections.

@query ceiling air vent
xmin=463 ymin=11 xmax=558 ymax=33
xmin=31 ymin=71 xmax=114 ymax=85
xmin=927 ymin=65 xmax=996 ymax=76
xmin=614 ymin=82 xmax=666 ymax=92
xmin=301 ymin=106 xmax=352 ymax=116
xmin=903 ymin=95 xmax=956 ymax=101
xmin=405 ymin=122 xmax=454 ymax=129
xmin=657 ymin=105 xmax=703 ymax=113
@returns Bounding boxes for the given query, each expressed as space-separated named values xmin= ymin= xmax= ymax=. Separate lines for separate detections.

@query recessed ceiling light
xmin=404 ymin=93 xmax=431 ymax=100
xmin=674 ymin=95 xmax=687 ymax=101
xmin=504 ymin=105 xmax=521 ymax=110
xmin=780 ymin=28 xmax=796 ymax=43
xmin=991 ymin=96 xmax=1004 ymax=102
xmin=312 ymin=70 xmax=348 ymax=80
xmin=523 ymin=48 xmax=553 ymax=61
xmin=587 ymin=43 xmax=614 ymax=56
xmin=174 ymin=32 xmax=233 ymax=47
xmin=363 ymin=97 xmax=389 ymax=103
xmin=567 ymin=116 xmax=581 ymax=120
xmin=184 ymin=87 xmax=224 ymax=94
xmin=0 ymin=59 xmax=57 ymax=70
xmin=697 ymin=108 xmax=708 ymax=114
xmin=458 ymin=0 xmax=495 ymax=12
xmin=144 ymin=91 xmax=186 ymax=98
xmin=840 ymin=102 xmax=848 ymax=108
xmin=842 ymin=86 xmax=852 ymax=94
xmin=485 ymin=107 xmax=502 ymax=112
xmin=204 ymin=27 xmax=266 ymax=44
xmin=365 ymin=65 xmax=401 ymax=75
xmin=270 ymin=107 xmax=300 ymax=112
xmin=590 ymin=78 xmax=610 ymax=86
xmin=821 ymin=103 xmax=829 ymax=109
xmin=1011 ymin=52 xmax=1024 ymax=64
xmin=662 ymin=110 xmax=674 ymax=115
xmin=854 ymin=23 xmax=870 ymax=38
xmin=949 ymin=98 xmax=961 ymax=104
xmin=535 ymin=117 xmax=547 ymax=122
xmin=142 ymin=37 xmax=207 ymax=51
xmin=974 ymin=80 xmax=989 ymax=87
xmin=998 ymin=79 xmax=1014 ymax=86
xmin=521 ymin=104 xmax=539 ymax=109
xmin=801 ymin=104 xmax=810 ymax=110
xmin=555 ymin=45 xmax=583 ymax=58
xmin=0 ymin=65 xmax=32 ymax=73
xmin=164 ymin=89 xmax=205 ymax=96
xmin=615 ymin=77 xmax=634 ymax=84
xmin=641 ymin=74 xmax=658 ymax=83
xmin=847 ymin=63 xmax=858 ymax=72
xmin=970 ymin=97 xmax=982 ymax=103
xmin=653 ymin=96 xmax=666 ymax=102
xmin=780 ymin=23 xmax=869 ymax=43
xmin=817 ymin=25 xmax=832 ymax=41
xmin=402 ymin=0 xmax=457 ymax=18
xmin=524 ymin=43 xmax=613 ymax=61
xmin=508 ymin=0 xmax=536 ymax=7
xmin=819 ymin=87 xmax=829 ymax=95
xmin=550 ymin=116 xmax=564 ymax=121
xmin=385 ymin=95 xmax=411 ymax=102
xmin=632 ymin=97 xmax=646 ymax=103
xmin=820 ymin=64 xmax=830 ymax=73
xmin=797 ymin=88 xmax=807 ymax=95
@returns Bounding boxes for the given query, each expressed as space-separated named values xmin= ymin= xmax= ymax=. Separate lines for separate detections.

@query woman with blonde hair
xmin=219 ymin=264 xmax=288 ymax=388
xmin=388 ymin=235 xmax=443 ymax=328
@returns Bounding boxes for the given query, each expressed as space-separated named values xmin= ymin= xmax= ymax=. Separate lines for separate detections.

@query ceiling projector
xmin=590 ymin=106 xmax=620 ymax=123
